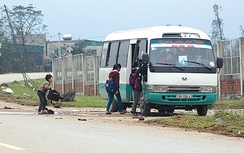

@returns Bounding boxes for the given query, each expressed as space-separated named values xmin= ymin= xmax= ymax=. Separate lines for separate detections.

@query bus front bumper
xmin=147 ymin=92 xmax=217 ymax=106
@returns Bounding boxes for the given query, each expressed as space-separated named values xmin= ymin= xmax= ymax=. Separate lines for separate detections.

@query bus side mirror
xmin=142 ymin=53 xmax=149 ymax=64
xmin=217 ymin=57 xmax=223 ymax=68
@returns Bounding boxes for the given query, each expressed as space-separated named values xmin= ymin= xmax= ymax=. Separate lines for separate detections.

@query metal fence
xmin=52 ymin=38 xmax=244 ymax=99
xmin=52 ymin=54 xmax=100 ymax=95
xmin=217 ymin=37 xmax=244 ymax=99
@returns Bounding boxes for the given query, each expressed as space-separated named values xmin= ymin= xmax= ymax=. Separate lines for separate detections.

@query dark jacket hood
xmin=109 ymin=70 xmax=119 ymax=78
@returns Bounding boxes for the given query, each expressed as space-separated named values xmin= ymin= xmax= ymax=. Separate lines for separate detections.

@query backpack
xmin=47 ymin=90 xmax=61 ymax=101
xmin=60 ymin=89 xmax=76 ymax=102
xmin=105 ymin=77 xmax=116 ymax=94
xmin=129 ymin=74 xmax=139 ymax=89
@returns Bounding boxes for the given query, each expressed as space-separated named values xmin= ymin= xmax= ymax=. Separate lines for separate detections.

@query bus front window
xmin=149 ymin=38 xmax=216 ymax=68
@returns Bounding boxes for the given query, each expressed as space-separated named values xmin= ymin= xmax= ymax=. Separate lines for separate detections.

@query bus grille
xmin=168 ymin=86 xmax=200 ymax=92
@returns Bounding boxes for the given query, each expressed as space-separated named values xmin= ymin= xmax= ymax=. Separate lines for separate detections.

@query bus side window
xmin=100 ymin=42 xmax=109 ymax=68
xmin=108 ymin=42 xmax=120 ymax=67
xmin=105 ymin=43 xmax=111 ymax=67
xmin=117 ymin=40 xmax=130 ymax=67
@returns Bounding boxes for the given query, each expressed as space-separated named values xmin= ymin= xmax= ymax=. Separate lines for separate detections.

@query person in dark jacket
xmin=37 ymin=74 xmax=54 ymax=114
xmin=106 ymin=63 xmax=125 ymax=114
xmin=130 ymin=64 xmax=143 ymax=116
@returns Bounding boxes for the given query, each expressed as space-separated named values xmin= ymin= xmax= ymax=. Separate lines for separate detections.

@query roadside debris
xmin=2 ymin=87 xmax=14 ymax=94
xmin=1 ymin=83 xmax=8 ymax=87
xmin=4 ymin=106 xmax=12 ymax=109
xmin=23 ymin=93 xmax=31 ymax=97
xmin=55 ymin=117 xmax=63 ymax=119
xmin=78 ymin=118 xmax=87 ymax=121
xmin=139 ymin=117 xmax=145 ymax=121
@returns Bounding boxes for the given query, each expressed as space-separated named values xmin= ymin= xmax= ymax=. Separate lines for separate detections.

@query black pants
xmin=37 ymin=91 xmax=47 ymax=112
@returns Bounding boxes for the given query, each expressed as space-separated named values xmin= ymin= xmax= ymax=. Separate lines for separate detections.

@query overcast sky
xmin=1 ymin=0 xmax=244 ymax=41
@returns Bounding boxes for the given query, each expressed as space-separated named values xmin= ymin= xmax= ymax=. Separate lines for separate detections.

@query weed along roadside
xmin=0 ymin=79 xmax=108 ymax=107
xmin=0 ymin=79 xmax=244 ymax=138
xmin=145 ymin=111 xmax=244 ymax=138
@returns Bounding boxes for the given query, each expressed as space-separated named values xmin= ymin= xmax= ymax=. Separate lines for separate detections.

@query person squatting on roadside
xmin=130 ymin=64 xmax=143 ymax=116
xmin=106 ymin=64 xmax=126 ymax=114
xmin=37 ymin=74 xmax=54 ymax=114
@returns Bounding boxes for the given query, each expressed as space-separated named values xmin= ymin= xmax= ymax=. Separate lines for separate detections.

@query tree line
xmin=0 ymin=4 xmax=243 ymax=74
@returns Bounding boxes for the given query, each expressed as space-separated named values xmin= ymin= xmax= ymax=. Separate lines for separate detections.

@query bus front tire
xmin=140 ymin=100 xmax=151 ymax=116
xmin=197 ymin=105 xmax=208 ymax=116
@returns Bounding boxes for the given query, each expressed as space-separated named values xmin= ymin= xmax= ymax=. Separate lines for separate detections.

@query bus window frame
xmin=132 ymin=39 xmax=148 ymax=65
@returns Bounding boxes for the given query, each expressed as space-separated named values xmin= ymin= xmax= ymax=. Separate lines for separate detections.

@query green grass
xmin=62 ymin=95 xmax=107 ymax=107
xmin=212 ymin=100 xmax=244 ymax=109
xmin=1 ymin=79 xmax=107 ymax=107
xmin=145 ymin=111 xmax=244 ymax=137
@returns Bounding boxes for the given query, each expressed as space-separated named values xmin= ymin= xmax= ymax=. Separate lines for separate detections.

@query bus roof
xmin=104 ymin=26 xmax=210 ymax=41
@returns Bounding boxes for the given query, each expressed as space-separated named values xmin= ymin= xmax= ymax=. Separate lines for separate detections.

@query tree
xmin=0 ymin=16 xmax=15 ymax=73
xmin=240 ymin=25 xmax=244 ymax=37
xmin=71 ymin=40 xmax=86 ymax=55
xmin=1 ymin=4 xmax=47 ymax=72
xmin=210 ymin=4 xmax=225 ymax=42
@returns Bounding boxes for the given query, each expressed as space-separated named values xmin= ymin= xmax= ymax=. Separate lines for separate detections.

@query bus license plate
xmin=176 ymin=94 xmax=193 ymax=99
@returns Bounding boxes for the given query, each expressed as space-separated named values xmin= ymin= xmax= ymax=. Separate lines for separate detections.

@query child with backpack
xmin=106 ymin=63 xmax=126 ymax=114
xmin=37 ymin=74 xmax=54 ymax=114
xmin=129 ymin=64 xmax=143 ymax=116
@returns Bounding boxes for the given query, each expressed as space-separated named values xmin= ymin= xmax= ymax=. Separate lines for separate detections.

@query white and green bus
xmin=99 ymin=26 xmax=223 ymax=116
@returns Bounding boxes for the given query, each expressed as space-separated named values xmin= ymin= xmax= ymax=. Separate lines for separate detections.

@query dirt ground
xmin=0 ymin=96 xmax=154 ymax=125
xmin=0 ymin=95 xmax=208 ymax=130
xmin=1 ymin=95 xmax=244 ymax=139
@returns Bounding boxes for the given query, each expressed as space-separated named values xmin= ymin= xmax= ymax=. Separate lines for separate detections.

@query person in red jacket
xmin=130 ymin=64 xmax=143 ymax=116
xmin=106 ymin=63 xmax=126 ymax=114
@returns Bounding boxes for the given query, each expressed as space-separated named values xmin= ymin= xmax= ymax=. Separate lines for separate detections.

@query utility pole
xmin=58 ymin=32 xmax=61 ymax=57
xmin=4 ymin=5 xmax=18 ymax=49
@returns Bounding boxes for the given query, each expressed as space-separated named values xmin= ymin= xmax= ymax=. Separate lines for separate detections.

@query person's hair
xmin=132 ymin=68 xmax=137 ymax=73
xmin=45 ymin=74 xmax=53 ymax=81
xmin=113 ymin=63 xmax=121 ymax=70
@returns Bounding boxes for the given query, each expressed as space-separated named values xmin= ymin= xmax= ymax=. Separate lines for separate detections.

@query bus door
xmin=131 ymin=39 xmax=148 ymax=68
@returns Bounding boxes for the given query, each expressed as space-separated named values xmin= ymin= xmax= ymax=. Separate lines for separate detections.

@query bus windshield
xmin=149 ymin=38 xmax=216 ymax=68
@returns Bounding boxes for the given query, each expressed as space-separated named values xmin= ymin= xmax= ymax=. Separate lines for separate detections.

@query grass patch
xmin=145 ymin=111 xmax=244 ymax=138
xmin=212 ymin=100 xmax=244 ymax=109
xmin=62 ymin=95 xmax=107 ymax=107
xmin=0 ymin=79 xmax=107 ymax=107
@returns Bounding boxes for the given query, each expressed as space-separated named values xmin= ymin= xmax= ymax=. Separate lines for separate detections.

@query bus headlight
xmin=199 ymin=86 xmax=216 ymax=93
xmin=148 ymin=85 xmax=169 ymax=92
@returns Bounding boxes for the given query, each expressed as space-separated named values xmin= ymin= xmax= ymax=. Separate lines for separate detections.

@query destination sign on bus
xmin=151 ymin=38 xmax=211 ymax=48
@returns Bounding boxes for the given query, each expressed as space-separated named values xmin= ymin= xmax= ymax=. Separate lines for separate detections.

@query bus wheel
xmin=197 ymin=105 xmax=208 ymax=116
xmin=110 ymin=99 xmax=118 ymax=112
xmin=122 ymin=103 xmax=129 ymax=111
xmin=167 ymin=106 xmax=175 ymax=114
xmin=140 ymin=99 xmax=151 ymax=116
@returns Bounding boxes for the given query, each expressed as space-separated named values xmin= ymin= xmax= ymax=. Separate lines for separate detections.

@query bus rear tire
xmin=197 ymin=105 xmax=208 ymax=116
xmin=110 ymin=99 xmax=118 ymax=112
xmin=110 ymin=100 xmax=128 ymax=112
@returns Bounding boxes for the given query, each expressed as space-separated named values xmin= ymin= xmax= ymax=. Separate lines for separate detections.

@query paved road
xmin=0 ymin=72 xmax=52 ymax=84
xmin=0 ymin=109 xmax=243 ymax=153
xmin=0 ymin=73 xmax=244 ymax=153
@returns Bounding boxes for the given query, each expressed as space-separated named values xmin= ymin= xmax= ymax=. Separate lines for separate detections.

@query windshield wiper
xmin=156 ymin=62 xmax=185 ymax=71
xmin=185 ymin=61 xmax=212 ymax=71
